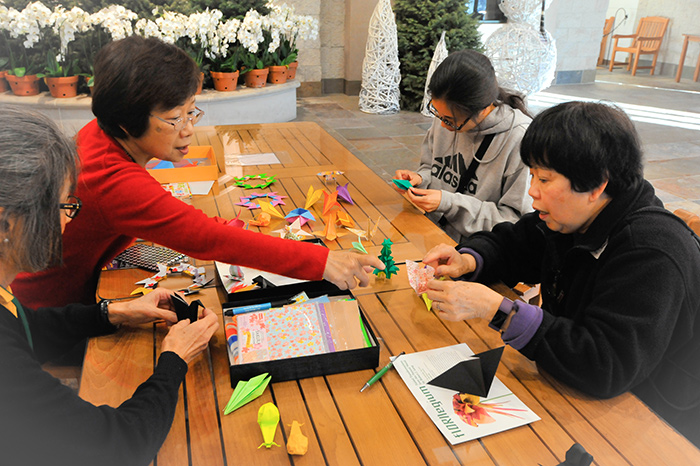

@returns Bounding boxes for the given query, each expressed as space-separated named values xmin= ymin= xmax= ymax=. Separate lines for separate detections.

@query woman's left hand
xmin=106 ymin=288 xmax=179 ymax=327
xmin=406 ymin=187 xmax=442 ymax=212
xmin=425 ymin=279 xmax=503 ymax=322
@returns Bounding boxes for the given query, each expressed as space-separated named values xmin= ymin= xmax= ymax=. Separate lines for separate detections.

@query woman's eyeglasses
xmin=59 ymin=196 xmax=82 ymax=219
xmin=151 ymin=107 xmax=205 ymax=132
xmin=427 ymin=100 xmax=470 ymax=131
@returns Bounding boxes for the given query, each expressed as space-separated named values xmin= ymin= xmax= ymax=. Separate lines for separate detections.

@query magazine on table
xmin=394 ymin=343 xmax=540 ymax=445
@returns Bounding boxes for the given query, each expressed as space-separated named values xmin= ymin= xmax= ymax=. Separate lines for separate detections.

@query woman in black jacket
xmin=0 ymin=105 xmax=219 ymax=465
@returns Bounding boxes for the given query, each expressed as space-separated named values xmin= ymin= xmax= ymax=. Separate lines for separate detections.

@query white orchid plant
xmin=0 ymin=1 xmax=319 ymax=83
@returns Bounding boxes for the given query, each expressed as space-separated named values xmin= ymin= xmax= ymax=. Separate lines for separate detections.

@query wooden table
xmin=79 ymin=122 xmax=700 ymax=465
xmin=675 ymin=34 xmax=700 ymax=83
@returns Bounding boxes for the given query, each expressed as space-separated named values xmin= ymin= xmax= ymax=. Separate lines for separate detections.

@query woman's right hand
xmin=393 ymin=170 xmax=422 ymax=192
xmin=161 ymin=307 xmax=219 ymax=364
xmin=423 ymin=243 xmax=477 ymax=278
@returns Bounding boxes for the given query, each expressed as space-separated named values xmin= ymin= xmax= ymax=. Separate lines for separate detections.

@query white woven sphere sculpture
xmin=359 ymin=0 xmax=401 ymax=114
xmin=499 ymin=0 xmax=553 ymax=27
xmin=485 ymin=23 xmax=557 ymax=96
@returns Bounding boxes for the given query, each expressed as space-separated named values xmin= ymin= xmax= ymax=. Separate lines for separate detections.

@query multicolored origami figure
xmin=373 ymin=238 xmax=399 ymax=279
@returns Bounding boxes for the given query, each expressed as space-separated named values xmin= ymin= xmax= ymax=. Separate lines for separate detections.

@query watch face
xmin=489 ymin=309 xmax=509 ymax=331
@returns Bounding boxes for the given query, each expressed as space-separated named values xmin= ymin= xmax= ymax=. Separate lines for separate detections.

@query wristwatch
xmin=99 ymin=299 xmax=115 ymax=327
xmin=489 ymin=297 xmax=516 ymax=332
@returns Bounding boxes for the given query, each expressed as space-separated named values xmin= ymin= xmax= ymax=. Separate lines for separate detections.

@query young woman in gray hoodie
xmin=395 ymin=50 xmax=533 ymax=243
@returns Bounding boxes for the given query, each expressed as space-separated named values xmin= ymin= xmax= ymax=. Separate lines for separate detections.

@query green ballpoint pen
xmin=360 ymin=351 xmax=405 ymax=392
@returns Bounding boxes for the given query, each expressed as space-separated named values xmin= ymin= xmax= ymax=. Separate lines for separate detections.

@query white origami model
xmin=359 ymin=0 xmax=401 ymax=114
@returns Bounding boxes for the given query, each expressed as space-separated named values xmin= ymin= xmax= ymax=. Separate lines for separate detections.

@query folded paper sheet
xmin=394 ymin=343 xmax=539 ymax=445
xmin=223 ymin=372 xmax=271 ymax=415
xmin=427 ymin=346 xmax=504 ymax=397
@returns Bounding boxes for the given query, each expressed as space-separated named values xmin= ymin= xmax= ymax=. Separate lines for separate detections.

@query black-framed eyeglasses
xmin=151 ymin=106 xmax=205 ymax=132
xmin=427 ymin=100 xmax=470 ymax=131
xmin=59 ymin=196 xmax=82 ymax=219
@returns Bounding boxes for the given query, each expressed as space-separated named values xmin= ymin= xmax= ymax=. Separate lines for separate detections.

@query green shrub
xmin=394 ymin=0 xmax=483 ymax=111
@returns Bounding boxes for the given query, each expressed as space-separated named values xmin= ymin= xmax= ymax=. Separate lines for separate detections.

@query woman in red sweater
xmin=12 ymin=36 xmax=383 ymax=309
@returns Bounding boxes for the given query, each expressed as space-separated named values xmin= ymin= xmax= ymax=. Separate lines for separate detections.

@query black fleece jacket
xmin=0 ymin=301 xmax=188 ymax=466
xmin=461 ymin=180 xmax=700 ymax=444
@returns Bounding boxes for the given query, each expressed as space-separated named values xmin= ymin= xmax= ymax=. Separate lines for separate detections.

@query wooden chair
xmin=608 ymin=16 xmax=670 ymax=75
xmin=673 ymin=208 xmax=700 ymax=236
xmin=597 ymin=16 xmax=615 ymax=66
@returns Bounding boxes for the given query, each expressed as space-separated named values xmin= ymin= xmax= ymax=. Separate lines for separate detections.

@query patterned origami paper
xmin=224 ymin=373 xmax=271 ymax=415
xmin=258 ymin=402 xmax=281 ymax=448
xmin=322 ymin=191 xmax=341 ymax=216
xmin=392 ymin=179 xmax=413 ymax=190
xmin=336 ymin=183 xmax=354 ymax=204
xmin=317 ymin=170 xmax=343 ymax=182
xmin=305 ymin=186 xmax=323 ymax=210
xmin=285 ymin=208 xmax=315 ymax=226
xmin=249 ymin=212 xmax=272 ymax=227
xmin=233 ymin=174 xmax=276 ymax=189
xmin=406 ymin=260 xmax=435 ymax=295
xmin=258 ymin=200 xmax=285 ymax=219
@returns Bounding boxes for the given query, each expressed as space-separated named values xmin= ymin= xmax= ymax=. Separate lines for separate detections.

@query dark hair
xmin=429 ymin=49 xmax=531 ymax=120
xmin=92 ymin=35 xmax=200 ymax=139
xmin=520 ymin=101 xmax=644 ymax=197
xmin=0 ymin=105 xmax=79 ymax=272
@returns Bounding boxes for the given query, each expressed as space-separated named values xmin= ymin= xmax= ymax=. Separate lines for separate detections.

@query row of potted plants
xmin=0 ymin=1 xmax=318 ymax=97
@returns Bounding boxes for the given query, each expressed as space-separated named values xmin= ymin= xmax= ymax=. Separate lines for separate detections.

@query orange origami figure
xmin=249 ymin=212 xmax=272 ymax=227
xmin=335 ymin=211 xmax=355 ymax=228
xmin=322 ymin=191 xmax=340 ymax=216
xmin=286 ymin=421 xmax=308 ymax=455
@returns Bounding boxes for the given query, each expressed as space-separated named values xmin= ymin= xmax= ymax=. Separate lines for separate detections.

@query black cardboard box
xmin=222 ymin=285 xmax=379 ymax=386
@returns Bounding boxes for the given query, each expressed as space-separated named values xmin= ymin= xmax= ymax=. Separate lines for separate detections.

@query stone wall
xmin=546 ymin=0 xmax=611 ymax=84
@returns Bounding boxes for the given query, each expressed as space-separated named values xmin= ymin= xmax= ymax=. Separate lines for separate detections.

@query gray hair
xmin=0 ymin=105 xmax=78 ymax=272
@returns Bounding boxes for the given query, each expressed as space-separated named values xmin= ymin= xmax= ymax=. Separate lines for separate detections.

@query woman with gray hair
xmin=0 ymin=105 xmax=219 ymax=465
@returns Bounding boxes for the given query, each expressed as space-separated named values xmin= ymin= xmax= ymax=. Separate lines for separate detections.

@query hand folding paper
xmin=171 ymin=293 xmax=204 ymax=322
xmin=427 ymin=346 xmax=504 ymax=397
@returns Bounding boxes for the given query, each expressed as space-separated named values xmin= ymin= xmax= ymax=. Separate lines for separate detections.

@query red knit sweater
xmin=12 ymin=120 xmax=328 ymax=308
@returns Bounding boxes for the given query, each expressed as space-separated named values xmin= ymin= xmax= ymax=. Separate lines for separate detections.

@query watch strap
xmin=489 ymin=297 xmax=515 ymax=331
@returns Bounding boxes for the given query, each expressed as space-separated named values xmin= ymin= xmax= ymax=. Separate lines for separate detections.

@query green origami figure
xmin=373 ymin=238 xmax=399 ymax=279
xmin=257 ymin=402 xmax=281 ymax=449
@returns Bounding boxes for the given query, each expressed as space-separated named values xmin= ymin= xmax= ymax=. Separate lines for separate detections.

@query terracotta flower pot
xmin=45 ymin=75 xmax=79 ymax=98
xmin=196 ymin=72 xmax=204 ymax=94
xmin=267 ymin=65 xmax=288 ymax=84
xmin=286 ymin=61 xmax=299 ymax=80
xmin=0 ymin=71 xmax=9 ymax=92
xmin=210 ymin=70 xmax=239 ymax=92
xmin=6 ymin=74 xmax=41 ymax=96
xmin=243 ymin=68 xmax=269 ymax=88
